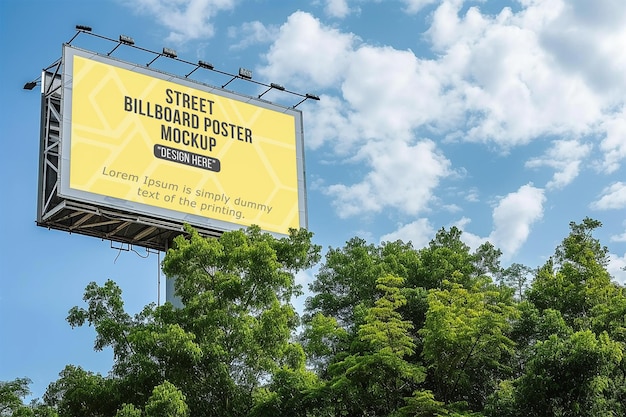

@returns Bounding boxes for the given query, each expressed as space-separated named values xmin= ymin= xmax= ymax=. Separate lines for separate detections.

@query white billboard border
xmin=58 ymin=44 xmax=308 ymax=237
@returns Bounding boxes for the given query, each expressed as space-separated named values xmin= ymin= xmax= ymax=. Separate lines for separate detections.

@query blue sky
xmin=1 ymin=0 xmax=625 ymax=401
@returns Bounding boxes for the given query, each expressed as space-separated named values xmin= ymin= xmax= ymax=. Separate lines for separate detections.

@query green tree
xmin=359 ymin=275 xmax=417 ymax=358
xmin=0 ymin=380 xmax=58 ymax=417
xmin=488 ymin=218 xmax=626 ymax=417
xmin=420 ymin=279 xmax=517 ymax=410
xmin=248 ymin=344 xmax=324 ymax=417
xmin=323 ymin=275 xmax=426 ymax=416
xmin=303 ymin=237 xmax=425 ymax=393
xmin=38 ymin=218 xmax=626 ymax=417
xmin=527 ymin=218 xmax=617 ymax=330
xmin=306 ymin=238 xmax=420 ymax=331
xmin=115 ymin=403 xmax=141 ymax=417
xmin=161 ymin=226 xmax=319 ymax=416
xmin=1 ymin=378 xmax=30 ymax=416
xmin=61 ymin=284 xmax=201 ymax=412
xmin=44 ymin=365 xmax=119 ymax=417
xmin=144 ymin=381 xmax=188 ymax=417
xmin=509 ymin=302 xmax=573 ymax=360
xmin=499 ymin=263 xmax=532 ymax=301
xmin=591 ymin=284 xmax=626 ymax=342
xmin=471 ymin=242 xmax=503 ymax=279
xmin=413 ymin=227 xmax=475 ymax=290
xmin=488 ymin=331 xmax=623 ymax=417
xmin=49 ymin=225 xmax=320 ymax=417
xmin=0 ymin=378 xmax=47 ymax=417
xmin=300 ymin=312 xmax=348 ymax=375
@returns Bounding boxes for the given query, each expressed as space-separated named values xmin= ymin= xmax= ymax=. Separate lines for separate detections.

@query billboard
xmin=57 ymin=45 xmax=307 ymax=237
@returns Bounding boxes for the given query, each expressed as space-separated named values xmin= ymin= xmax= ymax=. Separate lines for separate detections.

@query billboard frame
xmin=36 ymin=44 xmax=309 ymax=251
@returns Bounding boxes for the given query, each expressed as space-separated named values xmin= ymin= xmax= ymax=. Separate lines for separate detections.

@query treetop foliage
xmin=4 ymin=219 xmax=625 ymax=417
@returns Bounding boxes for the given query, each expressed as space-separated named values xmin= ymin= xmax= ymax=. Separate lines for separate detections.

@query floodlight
xmin=23 ymin=81 xmax=38 ymax=90
xmin=108 ymin=34 xmax=135 ymax=56
xmin=68 ymin=24 xmax=93 ymax=44
xmin=293 ymin=92 xmax=321 ymax=108
xmin=119 ymin=34 xmax=135 ymax=45
xmin=258 ymin=82 xmax=286 ymax=98
xmin=186 ymin=60 xmax=215 ymax=78
xmin=238 ymin=67 xmax=253 ymax=79
xmin=162 ymin=48 xmax=178 ymax=58
xmin=147 ymin=48 xmax=177 ymax=67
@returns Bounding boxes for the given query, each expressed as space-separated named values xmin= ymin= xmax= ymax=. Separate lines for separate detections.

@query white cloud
xmin=539 ymin=0 xmax=626 ymax=97
xmin=303 ymin=95 xmax=357 ymax=152
xmin=324 ymin=0 xmax=351 ymax=18
xmin=401 ymin=0 xmax=442 ymax=14
xmin=465 ymin=188 xmax=479 ymax=202
xmin=527 ymin=0 xmax=626 ymax=169
xmin=612 ymin=232 xmax=626 ymax=243
xmin=380 ymin=218 xmax=435 ymax=248
xmin=525 ymin=139 xmax=592 ymax=189
xmin=124 ymin=0 xmax=237 ymax=43
xmin=590 ymin=182 xmax=626 ymax=210
xmin=429 ymin=1 xmax=605 ymax=147
xmin=259 ymin=11 xmax=358 ymax=89
xmin=607 ymin=252 xmax=626 ymax=285
xmin=489 ymin=184 xmax=546 ymax=258
xmin=426 ymin=1 xmax=491 ymax=51
xmin=442 ymin=203 xmax=462 ymax=213
xmin=325 ymin=139 xmax=451 ymax=218
xmin=611 ymin=222 xmax=626 ymax=243
xmin=255 ymin=4 xmax=626 ymax=224
xmin=341 ymin=45 xmax=448 ymax=141
xmin=259 ymin=4 xmax=626 ymax=153
xmin=353 ymin=229 xmax=376 ymax=243
xmin=227 ymin=21 xmax=278 ymax=49
xmin=257 ymin=12 xmax=455 ymax=221
xmin=599 ymin=106 xmax=626 ymax=173
xmin=260 ymin=12 xmax=451 ymax=149
xmin=318 ymin=0 xmax=444 ymax=17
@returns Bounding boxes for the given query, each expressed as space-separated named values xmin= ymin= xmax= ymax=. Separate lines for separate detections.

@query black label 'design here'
xmin=153 ymin=144 xmax=221 ymax=172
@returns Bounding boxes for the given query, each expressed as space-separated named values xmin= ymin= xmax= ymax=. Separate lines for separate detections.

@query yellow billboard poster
xmin=61 ymin=46 xmax=306 ymax=235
